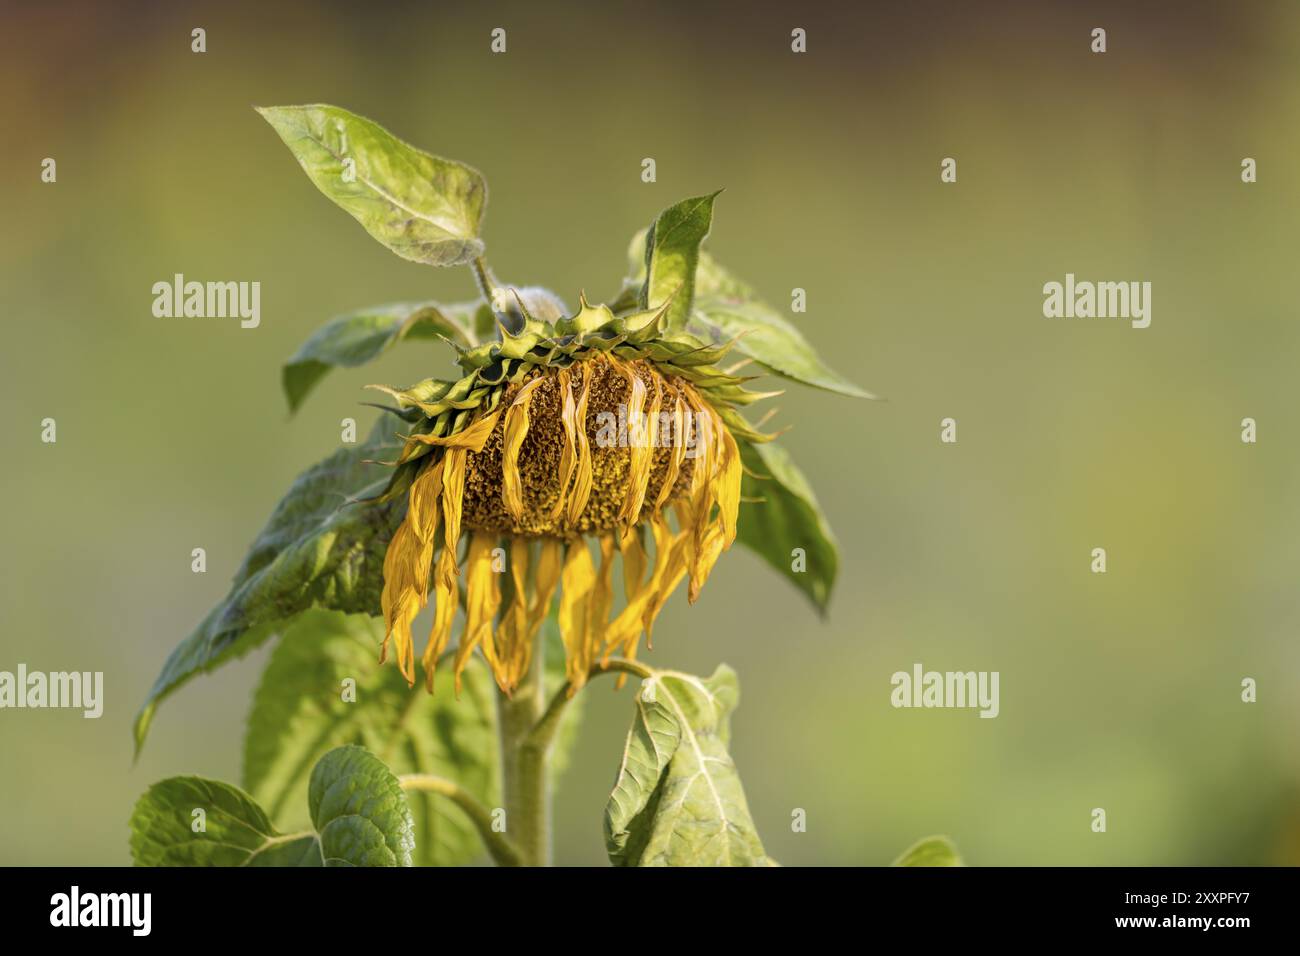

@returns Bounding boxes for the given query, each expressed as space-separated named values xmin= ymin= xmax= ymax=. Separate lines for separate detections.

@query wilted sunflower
xmin=371 ymin=288 xmax=777 ymax=696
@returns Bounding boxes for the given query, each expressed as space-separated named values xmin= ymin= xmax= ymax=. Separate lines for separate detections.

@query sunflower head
xmin=135 ymin=105 xmax=868 ymax=765
xmin=373 ymin=288 xmax=774 ymax=696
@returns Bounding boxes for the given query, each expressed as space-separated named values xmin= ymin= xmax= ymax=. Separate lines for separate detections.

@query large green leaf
xmin=283 ymin=300 xmax=488 ymax=413
xmin=134 ymin=420 xmax=404 ymax=754
xmin=605 ymin=665 xmax=767 ymax=867
xmin=129 ymin=746 xmax=414 ymax=867
xmin=891 ymin=835 xmax=964 ymax=867
xmin=130 ymin=776 xmax=322 ymax=866
xmin=622 ymin=231 xmax=872 ymax=398
xmin=243 ymin=609 xmax=499 ymax=867
xmin=737 ymin=439 xmax=839 ymax=615
xmin=309 ymin=745 xmax=416 ymax=866
xmin=638 ymin=192 xmax=721 ymax=332
xmin=257 ymin=104 xmax=487 ymax=267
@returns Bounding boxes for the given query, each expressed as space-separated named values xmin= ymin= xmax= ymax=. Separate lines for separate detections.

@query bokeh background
xmin=2 ymin=0 xmax=1297 ymax=866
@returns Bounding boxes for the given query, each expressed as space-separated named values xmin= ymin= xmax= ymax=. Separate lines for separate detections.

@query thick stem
xmin=497 ymin=637 xmax=550 ymax=866
xmin=496 ymin=656 xmax=649 ymax=866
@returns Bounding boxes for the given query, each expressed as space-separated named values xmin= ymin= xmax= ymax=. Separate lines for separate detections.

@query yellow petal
xmin=557 ymin=541 xmax=596 ymax=691
xmin=379 ymin=518 xmax=427 ymax=685
xmin=653 ymin=381 xmax=688 ymax=509
xmin=717 ymin=424 xmax=742 ymax=549
xmin=588 ymin=535 xmax=617 ymax=651
xmin=501 ymin=377 xmax=546 ymax=522
xmin=618 ymin=525 xmax=647 ymax=603
xmin=686 ymin=521 xmax=726 ymax=605
xmin=406 ymin=458 xmax=444 ymax=544
xmin=404 ymin=407 xmax=504 ymax=452
xmin=549 ymin=369 xmax=576 ymax=521
xmin=423 ymin=545 xmax=460 ymax=691
xmin=565 ymin=363 xmax=594 ymax=525
xmin=603 ymin=513 xmax=682 ymax=659
xmin=641 ymin=513 xmax=689 ymax=645
xmin=684 ymin=402 xmax=726 ymax=593
xmin=454 ymin=534 xmax=502 ymax=691
xmin=381 ymin=588 xmax=421 ymax=686
xmin=441 ymin=448 xmax=467 ymax=557
xmin=529 ymin=537 xmax=564 ymax=637
xmin=619 ymin=369 xmax=658 ymax=527
xmin=380 ymin=520 xmax=415 ymax=625
xmin=485 ymin=537 xmax=531 ymax=693
xmin=685 ymin=392 xmax=719 ymax=541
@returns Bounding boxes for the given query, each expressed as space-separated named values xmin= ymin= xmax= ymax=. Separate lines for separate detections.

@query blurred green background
xmin=2 ymin=0 xmax=1297 ymax=866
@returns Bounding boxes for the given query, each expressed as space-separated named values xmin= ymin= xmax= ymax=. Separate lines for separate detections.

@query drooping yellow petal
xmin=653 ymin=381 xmax=688 ymax=510
xmin=618 ymin=369 xmax=660 ymax=528
xmin=501 ymin=377 xmax=546 ymax=522
xmin=686 ymin=521 xmax=726 ymax=605
xmin=402 ymin=407 xmax=504 ymax=451
xmin=484 ymin=536 xmax=565 ymax=694
xmin=441 ymin=448 xmax=467 ymax=557
xmin=379 ymin=518 xmax=427 ymax=685
xmin=603 ymin=513 xmax=683 ymax=659
xmin=717 ymin=425 xmax=742 ymax=549
xmin=618 ymin=525 xmax=647 ymax=603
xmin=565 ymin=363 xmax=594 ymax=526
xmin=380 ymin=584 xmax=421 ymax=685
xmin=549 ymin=369 xmax=576 ymax=522
xmin=528 ymin=537 xmax=564 ymax=640
xmin=422 ymin=545 xmax=460 ymax=691
xmin=557 ymin=540 xmax=596 ymax=691
xmin=482 ymin=537 xmax=531 ymax=693
xmin=454 ymin=534 xmax=502 ymax=691
xmin=682 ymin=400 xmax=726 ymax=596
xmin=588 ymin=535 xmax=617 ymax=650
xmin=406 ymin=458 xmax=444 ymax=544
xmin=640 ymin=512 xmax=690 ymax=645
xmin=380 ymin=520 xmax=415 ymax=628
xmin=685 ymin=391 xmax=719 ymax=543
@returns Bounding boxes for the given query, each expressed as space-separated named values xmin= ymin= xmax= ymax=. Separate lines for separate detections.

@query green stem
xmin=471 ymin=256 xmax=502 ymax=311
xmin=498 ymin=636 xmax=550 ymax=866
xmin=525 ymin=657 xmax=651 ymax=756
xmin=399 ymin=773 xmax=524 ymax=867
xmin=495 ymin=656 xmax=650 ymax=867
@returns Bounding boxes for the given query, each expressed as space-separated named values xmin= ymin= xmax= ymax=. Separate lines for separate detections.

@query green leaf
xmin=134 ymin=420 xmax=404 ymax=754
xmin=736 ymin=439 xmax=838 ymax=614
xmin=605 ymin=665 xmax=767 ymax=867
xmin=129 ymin=776 xmax=322 ymax=866
xmin=243 ymin=609 xmax=499 ymax=867
xmin=130 ymin=749 xmax=415 ymax=868
xmin=692 ymin=252 xmax=874 ymax=398
xmin=621 ymin=230 xmax=873 ymax=398
xmin=309 ymin=745 xmax=416 ymax=866
xmin=257 ymin=104 xmax=487 ymax=267
xmin=283 ymin=300 xmax=483 ymax=414
xmin=638 ymin=192 xmax=721 ymax=332
xmin=891 ymin=836 xmax=964 ymax=867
